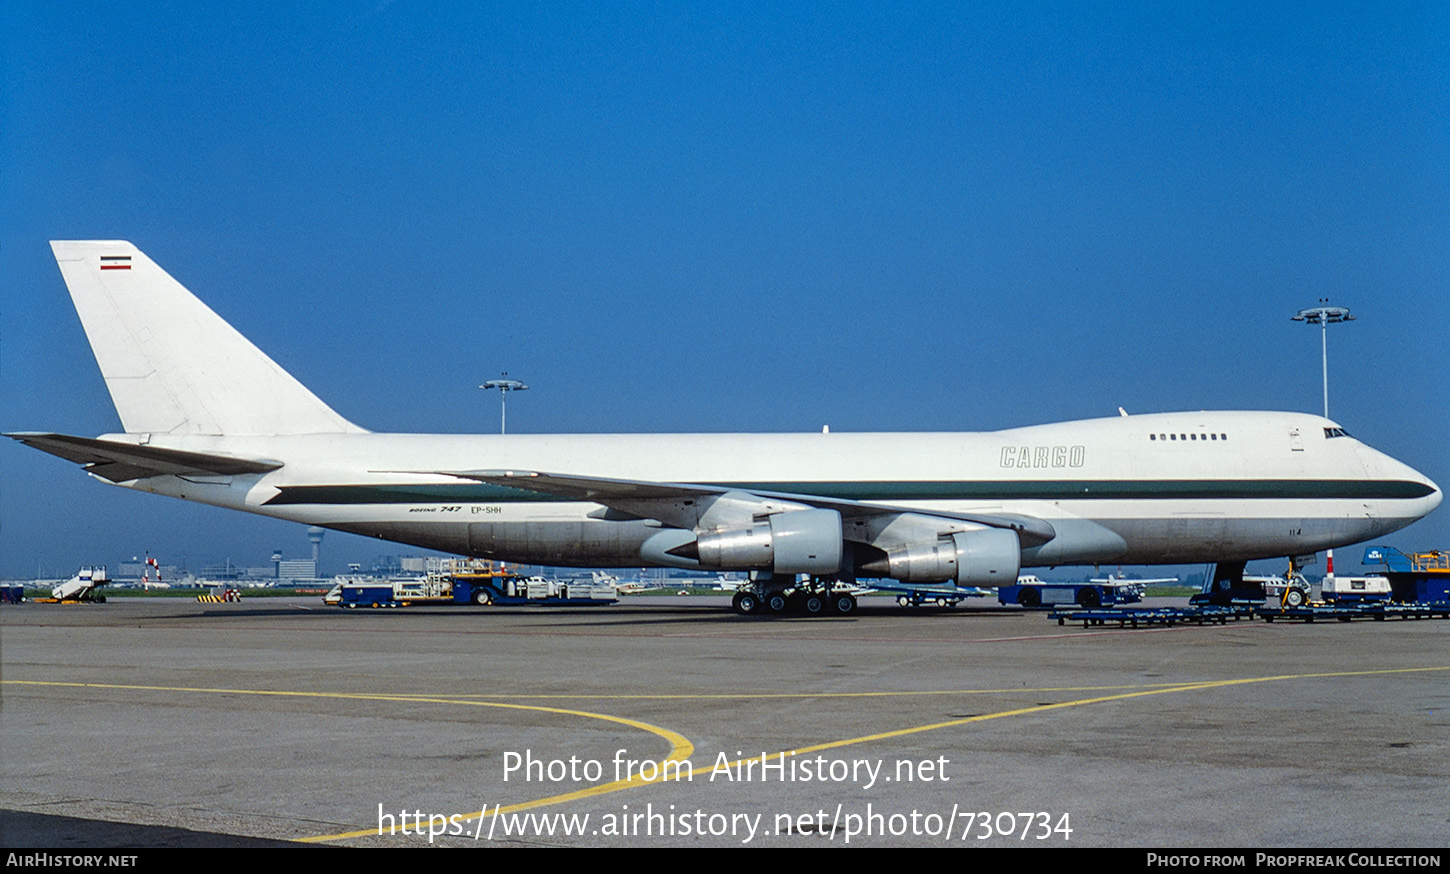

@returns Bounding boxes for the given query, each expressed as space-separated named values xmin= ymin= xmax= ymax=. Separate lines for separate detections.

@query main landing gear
xmin=731 ymin=576 xmax=857 ymax=617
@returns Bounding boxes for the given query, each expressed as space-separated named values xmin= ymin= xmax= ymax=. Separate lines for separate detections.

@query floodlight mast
xmin=1291 ymin=300 xmax=1354 ymax=580
xmin=1291 ymin=300 xmax=1354 ymax=419
xmin=480 ymin=373 xmax=529 ymax=434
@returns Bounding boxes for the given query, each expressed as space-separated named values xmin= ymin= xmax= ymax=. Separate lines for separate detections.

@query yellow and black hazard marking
xmin=197 ymin=592 xmax=242 ymax=603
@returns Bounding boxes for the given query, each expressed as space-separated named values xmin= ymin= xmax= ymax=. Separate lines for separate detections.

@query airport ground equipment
xmin=1053 ymin=600 xmax=1450 ymax=627
xmin=1361 ymin=546 xmax=1450 ymax=603
xmin=1258 ymin=602 xmax=1450 ymax=622
xmin=446 ymin=559 xmax=617 ymax=606
xmin=0 ymin=585 xmax=24 ymax=604
xmin=998 ymin=575 xmax=1144 ymax=610
xmin=338 ymin=583 xmax=405 ymax=608
xmin=1320 ymin=573 xmax=1391 ymax=604
xmin=1051 ymin=605 xmax=1254 ymax=628
xmin=1249 ymin=573 xmax=1314 ymax=608
xmin=893 ymin=590 xmax=975 ymax=608
xmin=449 ymin=575 xmax=617 ymax=607
xmin=35 ymin=567 xmax=109 ymax=603
xmin=1188 ymin=561 xmax=1292 ymax=607
xmin=860 ymin=580 xmax=990 ymax=608
xmin=1189 ymin=566 xmax=1311 ymax=608
xmin=331 ymin=559 xmax=617 ymax=608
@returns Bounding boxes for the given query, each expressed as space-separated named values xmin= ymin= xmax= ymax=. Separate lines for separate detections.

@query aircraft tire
xmin=803 ymin=595 xmax=824 ymax=615
xmin=833 ymin=594 xmax=856 ymax=615
xmin=732 ymin=591 xmax=760 ymax=615
xmin=1285 ymin=588 xmax=1307 ymax=608
xmin=767 ymin=593 xmax=789 ymax=613
xmin=1017 ymin=587 xmax=1041 ymax=608
xmin=1076 ymin=587 xmax=1101 ymax=609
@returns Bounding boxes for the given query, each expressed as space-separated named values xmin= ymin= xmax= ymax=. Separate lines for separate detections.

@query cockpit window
xmin=1324 ymin=427 xmax=1351 ymax=439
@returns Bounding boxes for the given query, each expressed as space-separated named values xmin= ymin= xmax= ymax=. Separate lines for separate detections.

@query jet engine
xmin=860 ymin=528 xmax=1020 ymax=586
xmin=671 ymin=508 xmax=842 ymax=575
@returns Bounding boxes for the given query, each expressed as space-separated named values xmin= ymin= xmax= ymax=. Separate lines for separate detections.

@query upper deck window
xmin=1324 ymin=427 xmax=1350 ymax=439
xmin=1153 ymin=432 xmax=1229 ymax=442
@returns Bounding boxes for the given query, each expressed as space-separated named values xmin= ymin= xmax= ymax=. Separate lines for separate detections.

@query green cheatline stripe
xmin=262 ymin=479 xmax=1435 ymax=506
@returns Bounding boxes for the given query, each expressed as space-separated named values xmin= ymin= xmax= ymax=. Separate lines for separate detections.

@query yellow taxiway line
xmin=8 ymin=666 xmax=1446 ymax=844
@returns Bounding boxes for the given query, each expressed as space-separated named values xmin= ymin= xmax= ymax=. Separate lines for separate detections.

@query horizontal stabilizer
xmin=5 ymin=432 xmax=282 ymax=483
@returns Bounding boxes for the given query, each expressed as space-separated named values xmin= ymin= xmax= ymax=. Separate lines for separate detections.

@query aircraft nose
xmin=1395 ymin=458 xmax=1440 ymax=517
xmin=1422 ymin=473 xmax=1443 ymax=514
xmin=1360 ymin=445 xmax=1440 ymax=519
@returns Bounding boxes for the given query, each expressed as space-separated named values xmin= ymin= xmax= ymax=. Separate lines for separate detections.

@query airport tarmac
xmin=2 ymin=595 xmax=1446 ymax=848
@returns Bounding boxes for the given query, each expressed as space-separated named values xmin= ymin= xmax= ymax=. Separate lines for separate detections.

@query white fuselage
xmin=108 ymin=409 xmax=1440 ymax=570
xmin=31 ymin=242 xmax=1440 ymax=584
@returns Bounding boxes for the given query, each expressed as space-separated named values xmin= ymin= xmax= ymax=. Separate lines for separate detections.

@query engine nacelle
xmin=862 ymin=528 xmax=1021 ymax=586
xmin=693 ymin=508 xmax=843 ymax=575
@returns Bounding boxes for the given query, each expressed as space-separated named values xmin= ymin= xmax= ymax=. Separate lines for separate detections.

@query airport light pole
xmin=480 ymin=373 xmax=529 ymax=434
xmin=1291 ymin=300 xmax=1354 ymax=419
xmin=1292 ymin=300 xmax=1354 ymax=581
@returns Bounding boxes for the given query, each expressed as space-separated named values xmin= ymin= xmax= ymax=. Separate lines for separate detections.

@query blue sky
xmin=3 ymin=2 xmax=1446 ymax=578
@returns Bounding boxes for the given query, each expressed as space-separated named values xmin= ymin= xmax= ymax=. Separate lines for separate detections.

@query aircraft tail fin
xmin=50 ymin=241 xmax=366 ymax=436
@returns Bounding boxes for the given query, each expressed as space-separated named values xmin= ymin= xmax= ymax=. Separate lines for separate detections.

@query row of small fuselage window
xmin=1150 ymin=428 xmax=1349 ymax=443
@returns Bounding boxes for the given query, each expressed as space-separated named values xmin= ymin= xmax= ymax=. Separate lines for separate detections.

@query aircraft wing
xmin=5 ymin=432 xmax=282 ymax=483
xmin=429 ymin=468 xmax=1057 ymax=547
xmin=435 ymin=469 xmax=724 ymax=501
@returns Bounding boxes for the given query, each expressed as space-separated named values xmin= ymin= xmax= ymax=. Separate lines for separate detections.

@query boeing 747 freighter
xmin=10 ymin=241 xmax=1440 ymax=614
